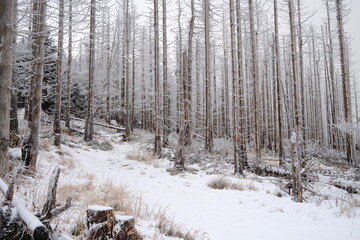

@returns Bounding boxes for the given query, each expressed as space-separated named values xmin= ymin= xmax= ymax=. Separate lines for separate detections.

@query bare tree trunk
xmin=184 ymin=0 xmax=195 ymax=146
xmin=0 ymin=0 xmax=15 ymax=176
xmin=175 ymin=52 xmax=187 ymax=168
xmin=297 ymin=0 xmax=306 ymax=144
xmin=273 ymin=0 xmax=283 ymax=165
xmin=288 ymin=0 xmax=302 ymax=202
xmin=131 ymin=13 xmax=136 ymax=131
xmin=26 ymin=0 xmax=47 ymax=172
xmin=230 ymin=0 xmax=241 ymax=175
xmin=248 ymin=0 xmax=260 ymax=163
xmin=153 ymin=0 xmax=162 ymax=157
xmin=65 ymin=0 xmax=72 ymax=129
xmin=326 ymin=0 xmax=338 ymax=150
xmin=336 ymin=0 xmax=353 ymax=164
xmin=125 ymin=0 xmax=131 ymax=140
xmin=222 ymin=13 xmax=230 ymax=138
xmin=162 ymin=0 xmax=170 ymax=147
xmin=54 ymin=0 xmax=64 ymax=147
xmin=10 ymin=0 xmax=18 ymax=135
xmin=84 ymin=0 xmax=96 ymax=142
xmin=236 ymin=0 xmax=248 ymax=170
xmin=204 ymin=0 xmax=213 ymax=152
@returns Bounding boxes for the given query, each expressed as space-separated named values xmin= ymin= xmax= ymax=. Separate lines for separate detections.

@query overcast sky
xmin=132 ymin=0 xmax=360 ymax=83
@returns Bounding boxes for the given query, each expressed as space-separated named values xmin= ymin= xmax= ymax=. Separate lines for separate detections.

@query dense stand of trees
xmin=0 ymin=0 xmax=358 ymax=201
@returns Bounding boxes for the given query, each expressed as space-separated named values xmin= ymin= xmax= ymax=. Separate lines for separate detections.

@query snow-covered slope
xmin=30 ymin=130 xmax=360 ymax=240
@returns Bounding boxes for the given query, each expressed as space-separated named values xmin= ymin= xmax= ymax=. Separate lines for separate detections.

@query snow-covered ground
xmin=13 ymin=126 xmax=356 ymax=240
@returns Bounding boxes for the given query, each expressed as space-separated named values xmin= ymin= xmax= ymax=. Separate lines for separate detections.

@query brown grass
xmin=126 ymin=151 xmax=154 ymax=164
xmin=207 ymin=176 xmax=258 ymax=192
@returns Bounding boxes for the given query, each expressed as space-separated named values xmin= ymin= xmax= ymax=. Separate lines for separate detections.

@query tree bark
xmin=204 ymin=0 xmax=213 ymax=152
xmin=153 ymin=0 xmax=162 ymax=157
xmin=248 ymin=0 xmax=261 ymax=163
xmin=65 ymin=0 xmax=73 ymax=129
xmin=54 ymin=0 xmax=64 ymax=146
xmin=26 ymin=0 xmax=47 ymax=172
xmin=288 ymin=0 xmax=303 ymax=202
xmin=84 ymin=0 xmax=96 ymax=142
xmin=336 ymin=0 xmax=353 ymax=164
xmin=273 ymin=0 xmax=283 ymax=165
xmin=0 ymin=0 xmax=15 ymax=176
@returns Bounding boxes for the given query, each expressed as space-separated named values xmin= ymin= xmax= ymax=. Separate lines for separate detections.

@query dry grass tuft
xmin=126 ymin=151 xmax=154 ymax=164
xmin=207 ymin=176 xmax=258 ymax=192
xmin=337 ymin=198 xmax=360 ymax=218
xmin=57 ymin=156 xmax=77 ymax=169
xmin=207 ymin=176 xmax=231 ymax=189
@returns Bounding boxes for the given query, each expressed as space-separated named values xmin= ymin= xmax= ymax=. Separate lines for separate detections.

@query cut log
xmin=0 ymin=178 xmax=49 ymax=240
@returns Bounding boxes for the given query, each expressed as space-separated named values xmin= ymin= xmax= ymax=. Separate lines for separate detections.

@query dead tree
xmin=26 ymin=0 xmax=47 ymax=172
xmin=236 ymin=0 xmax=248 ymax=170
xmin=0 ymin=167 xmax=71 ymax=239
xmin=184 ymin=0 xmax=195 ymax=146
xmin=229 ymin=0 xmax=241 ymax=174
xmin=248 ymin=0 xmax=261 ymax=164
xmin=84 ymin=0 xmax=96 ymax=142
xmin=162 ymin=0 xmax=171 ymax=147
xmin=153 ymin=0 xmax=162 ymax=157
xmin=288 ymin=0 xmax=303 ymax=202
xmin=65 ymin=0 xmax=73 ymax=129
xmin=0 ymin=0 xmax=15 ymax=176
xmin=273 ymin=0 xmax=283 ymax=165
xmin=336 ymin=0 xmax=353 ymax=164
xmin=204 ymin=0 xmax=213 ymax=152
xmin=54 ymin=0 xmax=64 ymax=146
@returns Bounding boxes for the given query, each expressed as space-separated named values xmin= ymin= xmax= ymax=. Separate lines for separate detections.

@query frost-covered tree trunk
xmin=248 ymin=0 xmax=260 ymax=163
xmin=288 ymin=0 xmax=302 ymax=202
xmin=84 ymin=0 xmax=96 ymax=142
xmin=10 ymin=0 xmax=18 ymax=135
xmin=65 ymin=0 xmax=72 ymax=129
xmin=162 ymin=0 xmax=171 ymax=147
xmin=229 ymin=0 xmax=241 ymax=175
xmin=26 ymin=0 xmax=47 ymax=172
xmin=222 ymin=14 xmax=230 ymax=138
xmin=236 ymin=0 xmax=248 ymax=170
xmin=273 ymin=0 xmax=283 ymax=165
xmin=54 ymin=0 xmax=64 ymax=147
xmin=336 ymin=0 xmax=353 ymax=164
xmin=0 ymin=0 xmax=15 ymax=176
xmin=125 ymin=0 xmax=131 ymax=140
xmin=297 ymin=0 xmax=306 ymax=144
xmin=325 ymin=0 xmax=338 ymax=149
xmin=175 ymin=52 xmax=187 ymax=168
xmin=184 ymin=0 xmax=195 ymax=146
xmin=153 ymin=0 xmax=162 ymax=157
xmin=204 ymin=0 xmax=213 ymax=152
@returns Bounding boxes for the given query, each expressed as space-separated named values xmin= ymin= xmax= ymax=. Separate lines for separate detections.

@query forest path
xmin=55 ymin=138 xmax=360 ymax=240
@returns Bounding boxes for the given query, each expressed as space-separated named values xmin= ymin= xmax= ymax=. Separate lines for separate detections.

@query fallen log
xmin=70 ymin=117 xmax=126 ymax=132
xmin=332 ymin=182 xmax=360 ymax=194
xmin=0 ymin=178 xmax=49 ymax=240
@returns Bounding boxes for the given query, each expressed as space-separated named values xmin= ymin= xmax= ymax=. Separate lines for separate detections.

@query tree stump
xmin=86 ymin=205 xmax=142 ymax=240
xmin=86 ymin=205 xmax=115 ymax=239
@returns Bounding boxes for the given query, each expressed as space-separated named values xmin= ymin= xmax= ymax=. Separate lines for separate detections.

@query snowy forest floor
xmin=4 ymin=114 xmax=360 ymax=240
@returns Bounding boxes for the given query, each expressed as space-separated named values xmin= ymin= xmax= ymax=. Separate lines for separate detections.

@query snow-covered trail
xmin=58 ymin=141 xmax=360 ymax=240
